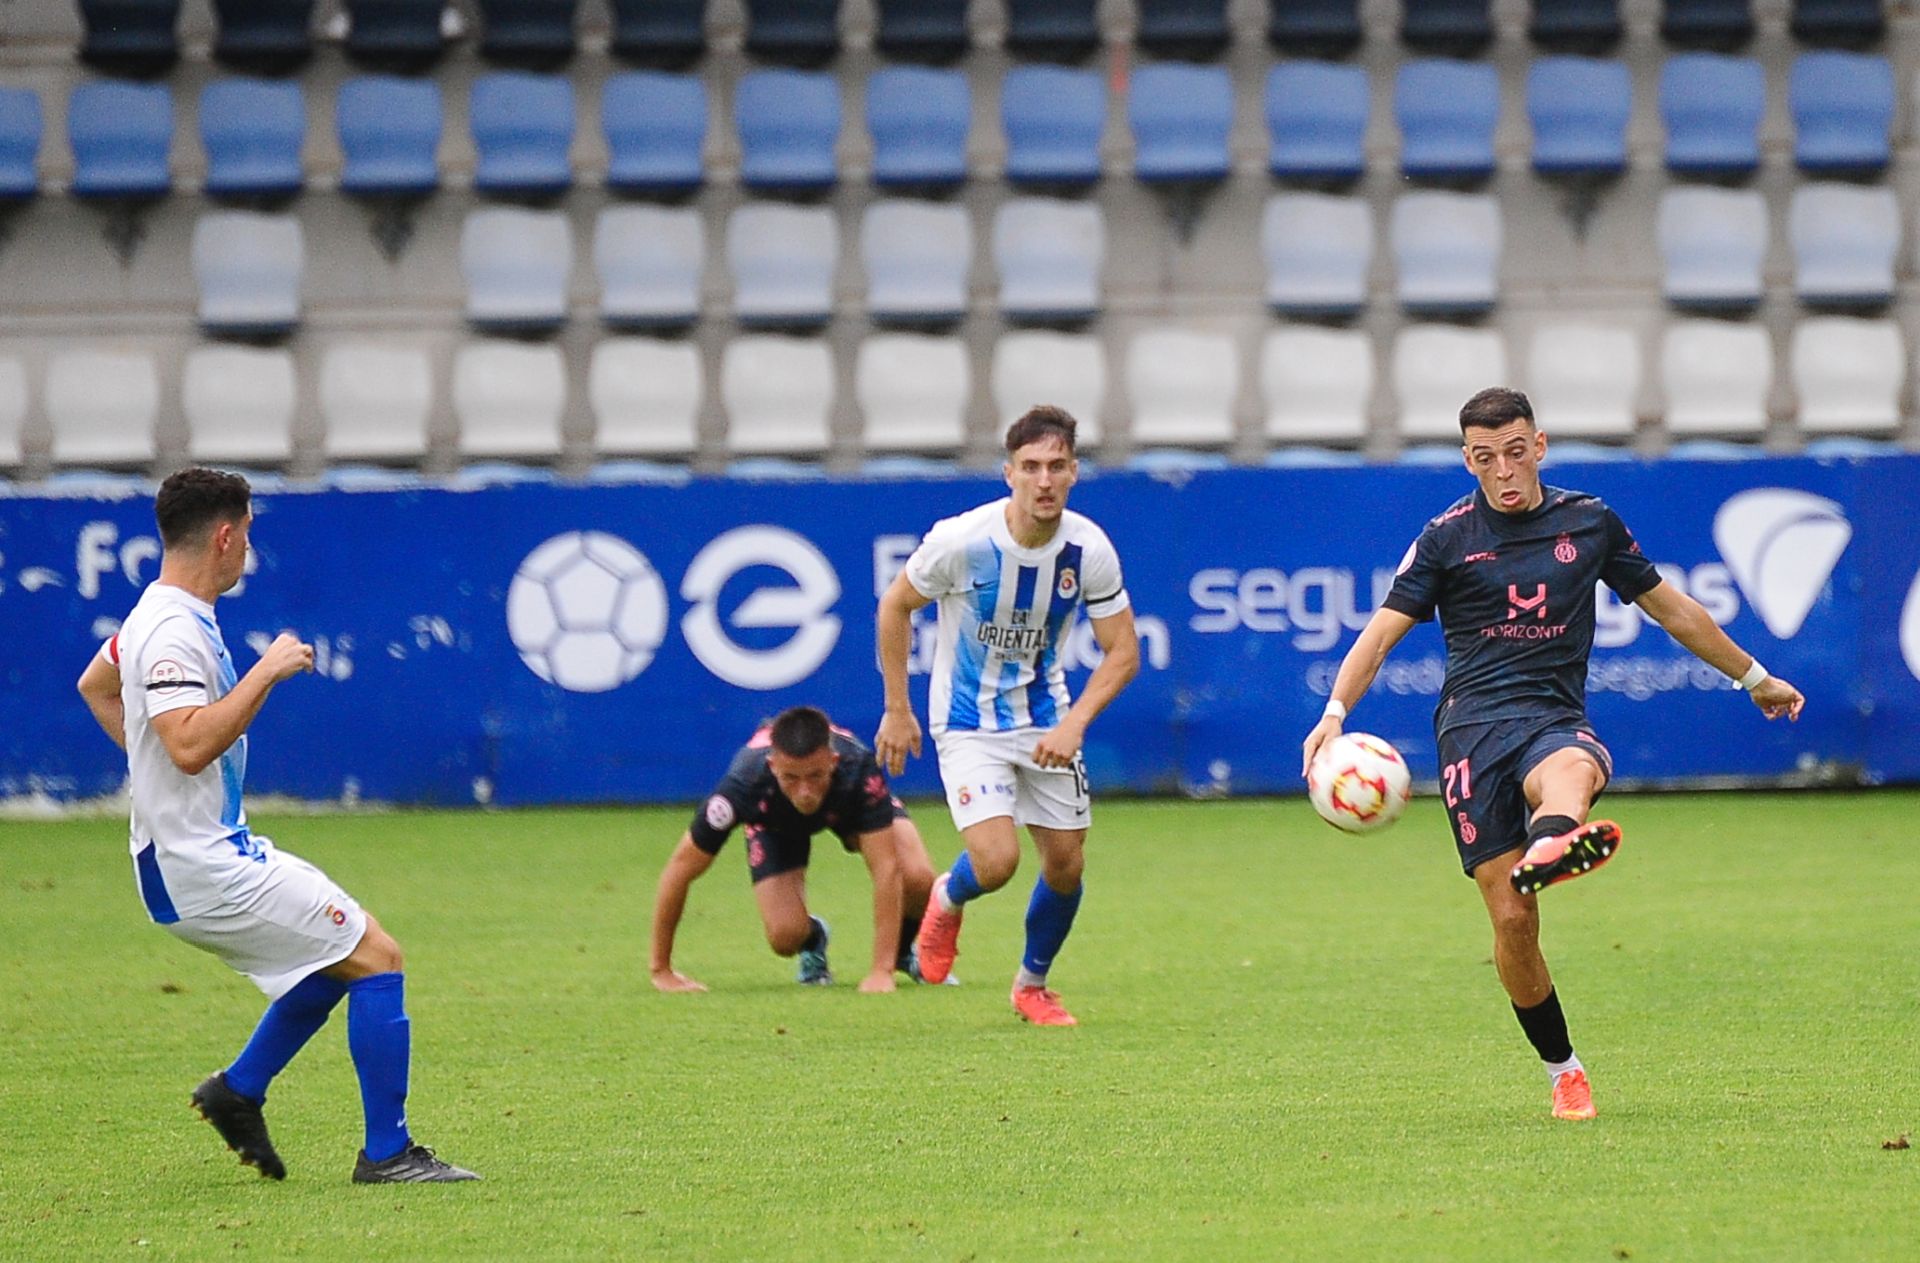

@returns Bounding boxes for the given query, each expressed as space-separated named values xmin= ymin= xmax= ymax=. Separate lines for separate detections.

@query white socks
xmin=933 ymin=873 xmax=958 ymax=914
xmin=1014 ymin=967 xmax=1048 ymax=990
xmin=1546 ymin=1054 xmax=1584 ymax=1083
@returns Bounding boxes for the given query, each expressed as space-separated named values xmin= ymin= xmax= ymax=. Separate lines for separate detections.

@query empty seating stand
xmin=213 ymin=0 xmax=315 ymax=74
xmin=863 ymin=200 xmax=971 ymax=324
xmin=1261 ymin=193 xmax=1372 ymax=317
xmin=461 ymin=206 xmax=573 ymax=332
xmin=337 ymin=76 xmax=442 ymax=196
xmin=1397 ymin=60 xmax=1500 ymax=181
xmin=857 ymin=334 xmax=969 ymax=453
xmin=722 ymin=337 xmax=834 ymax=456
xmin=1261 ymin=327 xmax=1373 ymax=446
xmin=1791 ymin=0 xmax=1885 ymax=48
xmin=1528 ymin=57 xmax=1631 ymax=175
xmin=876 ymin=0 xmax=969 ymax=62
xmin=184 ymin=346 xmax=296 ymax=463
xmin=48 ymin=347 xmax=160 ymax=466
xmin=477 ymin=1 xmax=578 ymax=68
xmin=1790 ymin=184 xmax=1898 ymax=306
xmin=1006 ymin=0 xmax=1101 ymax=62
xmin=1002 ymin=66 xmax=1105 ymax=186
xmin=603 ymin=72 xmax=706 ymax=194
xmin=1529 ymin=0 xmax=1622 ymax=54
xmin=1127 ymin=329 xmax=1239 ymax=449
xmin=1393 ymin=325 xmax=1508 ymax=440
xmin=344 ymin=0 xmax=447 ymax=71
xmin=200 ymin=79 xmax=305 ymax=199
xmin=1661 ymin=0 xmax=1754 ymax=51
xmin=0 ymin=89 xmax=42 ymax=201
xmin=1391 ymin=192 xmax=1501 ymax=315
xmin=1138 ymin=0 xmax=1230 ymax=61
xmin=744 ymin=0 xmax=840 ymax=66
xmin=454 ymin=341 xmax=566 ymax=459
xmin=1659 ymin=186 xmax=1766 ymax=309
xmin=1526 ymin=325 xmax=1640 ymax=439
xmin=1402 ymin=0 xmax=1493 ymax=56
xmin=1129 ymin=64 xmax=1233 ymax=183
xmin=1662 ymin=321 xmax=1771 ymax=437
xmin=995 ymin=198 xmax=1105 ymax=322
xmin=609 ymin=0 xmax=705 ymax=68
xmin=735 ymin=70 xmax=841 ymax=192
xmin=1267 ymin=0 xmax=1362 ymax=57
xmin=1790 ymin=51 xmax=1894 ymax=173
xmin=590 ymin=339 xmax=701 ymax=457
xmin=79 ymin=0 xmax=180 ymax=76
xmin=193 ymin=211 xmax=305 ymax=334
xmin=321 ymin=344 xmax=434 ymax=461
xmin=991 ymin=332 xmax=1107 ymax=445
xmin=1266 ymin=62 xmax=1368 ymax=183
xmin=69 ymin=82 xmax=173 ymax=199
xmin=866 ymin=67 xmax=969 ymax=190
xmin=595 ymin=205 xmax=703 ymax=328
xmin=1792 ymin=318 xmax=1903 ymax=435
xmin=471 ymin=73 xmax=575 ymax=197
xmin=1660 ymin=54 xmax=1765 ymax=175
xmin=727 ymin=203 xmax=838 ymax=327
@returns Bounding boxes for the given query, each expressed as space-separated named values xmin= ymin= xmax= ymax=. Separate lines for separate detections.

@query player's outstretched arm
xmin=875 ymin=571 xmax=931 ymax=776
xmin=651 ymin=834 xmax=715 ymax=992
xmin=1301 ymin=607 xmax=1418 ymax=778
xmin=1033 ymin=607 xmax=1140 ymax=769
xmin=855 ymin=828 xmax=902 ymax=993
xmin=1634 ymin=581 xmax=1805 ymax=721
xmin=76 ymin=645 xmax=126 ymax=751
xmin=150 ymin=632 xmax=313 ymax=776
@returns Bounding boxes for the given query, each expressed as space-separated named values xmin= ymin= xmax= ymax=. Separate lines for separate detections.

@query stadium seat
xmin=183 ymin=345 xmax=296 ymax=463
xmin=1265 ymin=62 xmax=1369 ymax=183
xmin=0 ymin=89 xmax=43 ymax=201
xmin=1658 ymin=186 xmax=1766 ymax=309
xmin=1789 ymin=51 xmax=1894 ymax=173
xmin=857 ymin=334 xmax=970 ymax=452
xmin=1129 ymin=63 xmax=1234 ymax=183
xmin=319 ymin=344 xmax=433 ymax=460
xmin=1393 ymin=325 xmax=1508 ymax=440
xmin=78 ymin=0 xmax=180 ymax=76
xmin=1402 ymin=0 xmax=1492 ymax=56
xmin=609 ymin=0 xmax=705 ymax=67
xmin=728 ymin=203 xmax=838 ymax=327
xmin=343 ymin=0 xmax=446 ymax=70
xmin=0 ymin=355 xmax=26 ymax=466
xmin=1659 ymin=54 xmax=1764 ymax=175
xmin=1791 ymin=0 xmax=1885 ymax=47
xmin=470 ymin=73 xmax=575 ymax=196
xmin=602 ymin=72 xmax=705 ymax=194
xmin=1790 ymin=184 xmax=1897 ymax=306
xmin=877 ymin=0 xmax=969 ymax=62
xmin=735 ymin=70 xmax=840 ymax=192
xmin=193 ymin=211 xmax=304 ymax=333
xmin=1791 ymin=318 xmax=1902 ymax=435
xmin=1660 ymin=320 xmax=1771 ymax=437
xmin=1527 ymin=57 xmax=1632 ymax=175
xmin=991 ymin=331 xmax=1107 ymax=446
xmin=1260 ymin=192 xmax=1372 ymax=317
xmin=200 ymin=79 xmax=305 ymax=199
xmin=453 ymin=340 xmax=566 ymax=458
xmin=1526 ymin=325 xmax=1640 ymax=439
xmin=866 ymin=67 xmax=969 ymax=190
xmin=1267 ymin=0 xmax=1362 ymax=56
xmin=743 ymin=0 xmax=839 ymax=64
xmin=1138 ymin=0 xmax=1230 ymax=60
xmin=1006 ymin=0 xmax=1100 ymax=61
xmin=1396 ymin=60 xmax=1500 ymax=181
xmin=337 ymin=76 xmax=442 ymax=196
xmin=1660 ymin=0 xmax=1754 ymax=50
xmin=994 ymin=197 xmax=1104 ymax=323
xmin=1529 ymin=0 xmax=1623 ymax=53
xmin=213 ymin=0 xmax=314 ymax=73
xmin=587 ymin=459 xmax=693 ymax=486
xmin=461 ymin=206 xmax=573 ymax=331
xmin=1260 ymin=327 xmax=1373 ymax=446
xmin=722 ymin=337 xmax=834 ymax=456
xmin=68 ymin=82 xmax=173 ymax=199
xmin=863 ymin=200 xmax=971 ymax=324
xmin=1127 ymin=329 xmax=1239 ymax=448
xmin=478 ymin=0 xmax=578 ymax=67
xmin=1390 ymin=191 xmax=1501 ymax=315
xmin=1002 ymin=66 xmax=1105 ymax=186
xmin=590 ymin=338 xmax=701 ymax=456
xmin=595 ymin=204 xmax=703 ymax=328
xmin=47 ymin=348 xmax=159 ymax=465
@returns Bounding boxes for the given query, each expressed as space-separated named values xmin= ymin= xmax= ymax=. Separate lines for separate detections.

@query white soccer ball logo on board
xmin=506 ymin=531 xmax=669 ymax=693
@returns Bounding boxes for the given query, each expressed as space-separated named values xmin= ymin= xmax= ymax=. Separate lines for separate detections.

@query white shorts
xmin=934 ymin=728 xmax=1091 ymax=833
xmin=164 ymin=846 xmax=367 ymax=1000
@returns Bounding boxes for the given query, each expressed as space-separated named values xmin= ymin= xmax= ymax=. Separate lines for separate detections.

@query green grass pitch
xmin=2 ymin=792 xmax=1914 ymax=1261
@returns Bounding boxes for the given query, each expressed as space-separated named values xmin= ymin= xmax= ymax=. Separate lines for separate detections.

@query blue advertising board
xmin=1 ymin=453 xmax=1911 ymax=806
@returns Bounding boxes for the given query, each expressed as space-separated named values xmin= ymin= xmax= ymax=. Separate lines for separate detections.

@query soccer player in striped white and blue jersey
xmin=875 ymin=407 xmax=1140 ymax=1026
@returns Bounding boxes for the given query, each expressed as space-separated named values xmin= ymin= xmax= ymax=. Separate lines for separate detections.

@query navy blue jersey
xmin=1383 ymin=486 xmax=1662 ymax=735
xmin=689 ymin=726 xmax=897 ymax=855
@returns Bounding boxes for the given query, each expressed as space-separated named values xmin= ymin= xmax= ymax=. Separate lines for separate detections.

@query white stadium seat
xmin=721 ymin=336 xmax=833 ymax=455
xmin=1658 ymin=187 xmax=1766 ymax=308
xmin=1791 ymin=317 xmax=1903 ymax=435
xmin=47 ymin=348 xmax=159 ymax=464
xmin=0 ymin=354 xmax=26 ymax=466
xmin=1126 ymin=329 xmax=1238 ymax=447
xmin=994 ymin=198 xmax=1104 ymax=321
xmin=193 ymin=211 xmax=304 ymax=333
xmin=1390 ymin=191 xmax=1500 ymax=314
xmin=1526 ymin=325 xmax=1640 ymax=440
xmin=1660 ymin=321 xmax=1771 ymax=437
xmin=1790 ymin=183 xmax=1898 ymax=306
xmin=727 ymin=203 xmax=838 ymax=326
xmin=590 ymin=338 xmax=702 ymax=456
xmin=990 ymin=331 xmax=1107 ymax=447
xmin=856 ymin=334 xmax=969 ymax=452
xmin=183 ymin=345 xmax=297 ymax=462
xmin=1262 ymin=192 xmax=1372 ymax=316
xmin=453 ymin=340 xmax=566 ymax=458
xmin=863 ymin=200 xmax=971 ymax=322
xmin=462 ymin=206 xmax=573 ymax=329
xmin=595 ymin=204 xmax=704 ymax=327
xmin=321 ymin=344 xmax=434 ymax=461
xmin=1260 ymin=327 xmax=1373 ymax=445
xmin=1392 ymin=325 xmax=1508 ymax=440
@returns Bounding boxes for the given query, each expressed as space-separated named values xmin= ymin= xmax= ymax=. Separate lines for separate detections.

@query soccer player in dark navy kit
xmin=1302 ymin=388 xmax=1805 ymax=1121
xmin=650 ymin=706 xmax=938 ymax=994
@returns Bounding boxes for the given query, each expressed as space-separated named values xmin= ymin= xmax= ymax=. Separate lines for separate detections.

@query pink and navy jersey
xmin=1383 ymin=486 xmax=1662 ymax=735
xmin=689 ymin=726 xmax=897 ymax=856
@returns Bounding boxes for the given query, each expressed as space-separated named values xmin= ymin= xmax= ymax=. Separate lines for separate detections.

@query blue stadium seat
xmin=200 ymin=79 xmax=305 ymax=199
xmin=1267 ymin=0 xmax=1361 ymax=56
xmin=602 ymin=72 xmax=706 ymax=194
xmin=1528 ymin=57 xmax=1631 ymax=175
xmin=470 ymin=73 xmax=575 ymax=196
xmin=1138 ymin=0 xmax=1230 ymax=60
xmin=79 ymin=0 xmax=180 ymax=76
xmin=478 ymin=0 xmax=578 ymax=67
xmin=337 ymin=76 xmax=442 ymax=196
xmin=213 ymin=0 xmax=314 ymax=74
xmin=1002 ymin=66 xmax=1105 ymax=185
xmin=1402 ymin=0 xmax=1492 ymax=55
xmin=745 ymin=0 xmax=840 ymax=64
xmin=0 ymin=89 xmax=43 ymax=201
xmin=1790 ymin=183 xmax=1897 ymax=306
xmin=344 ymin=0 xmax=446 ymax=70
xmin=1659 ymin=53 xmax=1764 ymax=175
xmin=1129 ymin=63 xmax=1233 ymax=182
xmin=866 ymin=66 xmax=969 ymax=190
xmin=877 ymin=0 xmax=970 ymax=62
xmin=1789 ymin=51 xmax=1893 ymax=173
xmin=1266 ymin=62 xmax=1368 ymax=183
xmin=68 ymin=82 xmax=173 ymax=199
xmin=735 ymin=70 xmax=841 ymax=192
xmin=1792 ymin=0 xmax=1885 ymax=48
xmin=1396 ymin=60 xmax=1500 ymax=181
xmin=609 ymin=0 xmax=705 ymax=68
xmin=1529 ymin=0 xmax=1622 ymax=53
xmin=1661 ymin=0 xmax=1753 ymax=50
xmin=1006 ymin=0 xmax=1100 ymax=61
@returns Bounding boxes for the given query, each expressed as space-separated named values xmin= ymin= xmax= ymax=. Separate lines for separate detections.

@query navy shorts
xmin=745 ymin=798 xmax=910 ymax=884
xmin=1433 ymin=719 xmax=1613 ymax=875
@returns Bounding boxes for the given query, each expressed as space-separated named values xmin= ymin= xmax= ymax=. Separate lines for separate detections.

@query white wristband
xmin=1322 ymin=699 xmax=1348 ymax=720
xmin=1734 ymin=659 xmax=1767 ymax=690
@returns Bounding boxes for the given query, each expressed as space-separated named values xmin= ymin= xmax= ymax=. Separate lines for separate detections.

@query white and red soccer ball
xmin=1308 ymin=732 xmax=1414 ymax=834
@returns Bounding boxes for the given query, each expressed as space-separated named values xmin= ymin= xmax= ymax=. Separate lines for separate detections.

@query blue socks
xmin=224 ymin=971 xmax=348 ymax=1103
xmin=945 ymin=851 xmax=984 ymax=905
xmin=346 ymin=972 xmax=412 ymax=1163
xmin=1021 ymin=879 xmax=1084 ymax=981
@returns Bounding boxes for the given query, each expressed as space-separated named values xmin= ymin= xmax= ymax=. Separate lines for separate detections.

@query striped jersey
xmin=903 ymin=499 xmax=1129 ymax=736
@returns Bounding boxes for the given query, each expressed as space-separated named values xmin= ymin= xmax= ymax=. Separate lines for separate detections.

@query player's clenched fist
xmin=259 ymin=632 xmax=314 ymax=682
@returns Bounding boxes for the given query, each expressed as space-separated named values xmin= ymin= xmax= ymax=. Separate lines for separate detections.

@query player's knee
xmin=970 ymin=847 xmax=1018 ymax=891
xmin=1042 ymin=851 xmax=1084 ymax=891
xmin=766 ymin=920 xmax=809 ymax=957
xmin=1488 ymin=900 xmax=1538 ymax=944
xmin=357 ymin=918 xmax=404 ymax=973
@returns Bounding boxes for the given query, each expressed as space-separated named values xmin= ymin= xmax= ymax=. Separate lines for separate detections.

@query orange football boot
xmin=1011 ymin=984 xmax=1078 ymax=1027
xmin=914 ymin=876 xmax=964 ymax=985
xmin=1551 ymin=1068 xmax=1596 ymax=1121
xmin=1510 ymin=820 xmax=1623 ymax=895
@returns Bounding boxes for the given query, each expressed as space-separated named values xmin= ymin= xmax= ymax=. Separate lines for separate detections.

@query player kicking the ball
xmin=876 ymin=407 xmax=1139 ymax=1026
xmin=1301 ymin=388 xmax=1805 ymax=1120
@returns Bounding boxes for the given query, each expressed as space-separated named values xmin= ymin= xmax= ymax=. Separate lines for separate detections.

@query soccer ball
xmin=1308 ymin=733 xmax=1413 ymax=834
xmin=506 ymin=531 xmax=669 ymax=693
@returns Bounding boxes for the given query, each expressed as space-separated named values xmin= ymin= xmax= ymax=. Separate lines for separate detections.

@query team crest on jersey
xmin=145 ymin=658 xmax=188 ymax=692
xmin=1456 ymin=813 xmax=1478 ymax=846
xmin=1554 ymin=533 xmax=1578 ymax=564
xmin=705 ymin=795 xmax=735 ymax=830
xmin=323 ymin=902 xmax=348 ymax=927
xmin=957 ymin=786 xmax=972 ymax=806
xmin=1056 ymin=567 xmax=1078 ymax=599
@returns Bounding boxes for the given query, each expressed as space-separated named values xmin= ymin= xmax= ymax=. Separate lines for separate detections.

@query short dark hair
xmin=768 ymin=706 xmax=833 ymax=758
xmin=1005 ymin=405 xmax=1078 ymax=457
xmin=155 ymin=467 xmax=251 ymax=548
xmin=1459 ymin=387 xmax=1535 ymax=434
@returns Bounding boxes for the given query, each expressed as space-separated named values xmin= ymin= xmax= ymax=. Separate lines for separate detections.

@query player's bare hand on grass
xmin=1301 ymin=715 xmax=1343 ymax=779
xmin=874 ymin=709 xmax=922 ymax=776
xmin=259 ymin=633 xmax=314 ymax=682
xmin=858 ymin=971 xmax=897 ymax=994
xmin=651 ymin=969 xmax=707 ymax=993
xmin=1031 ymin=720 xmax=1085 ymax=769
xmin=1750 ymin=677 xmax=1804 ymax=722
